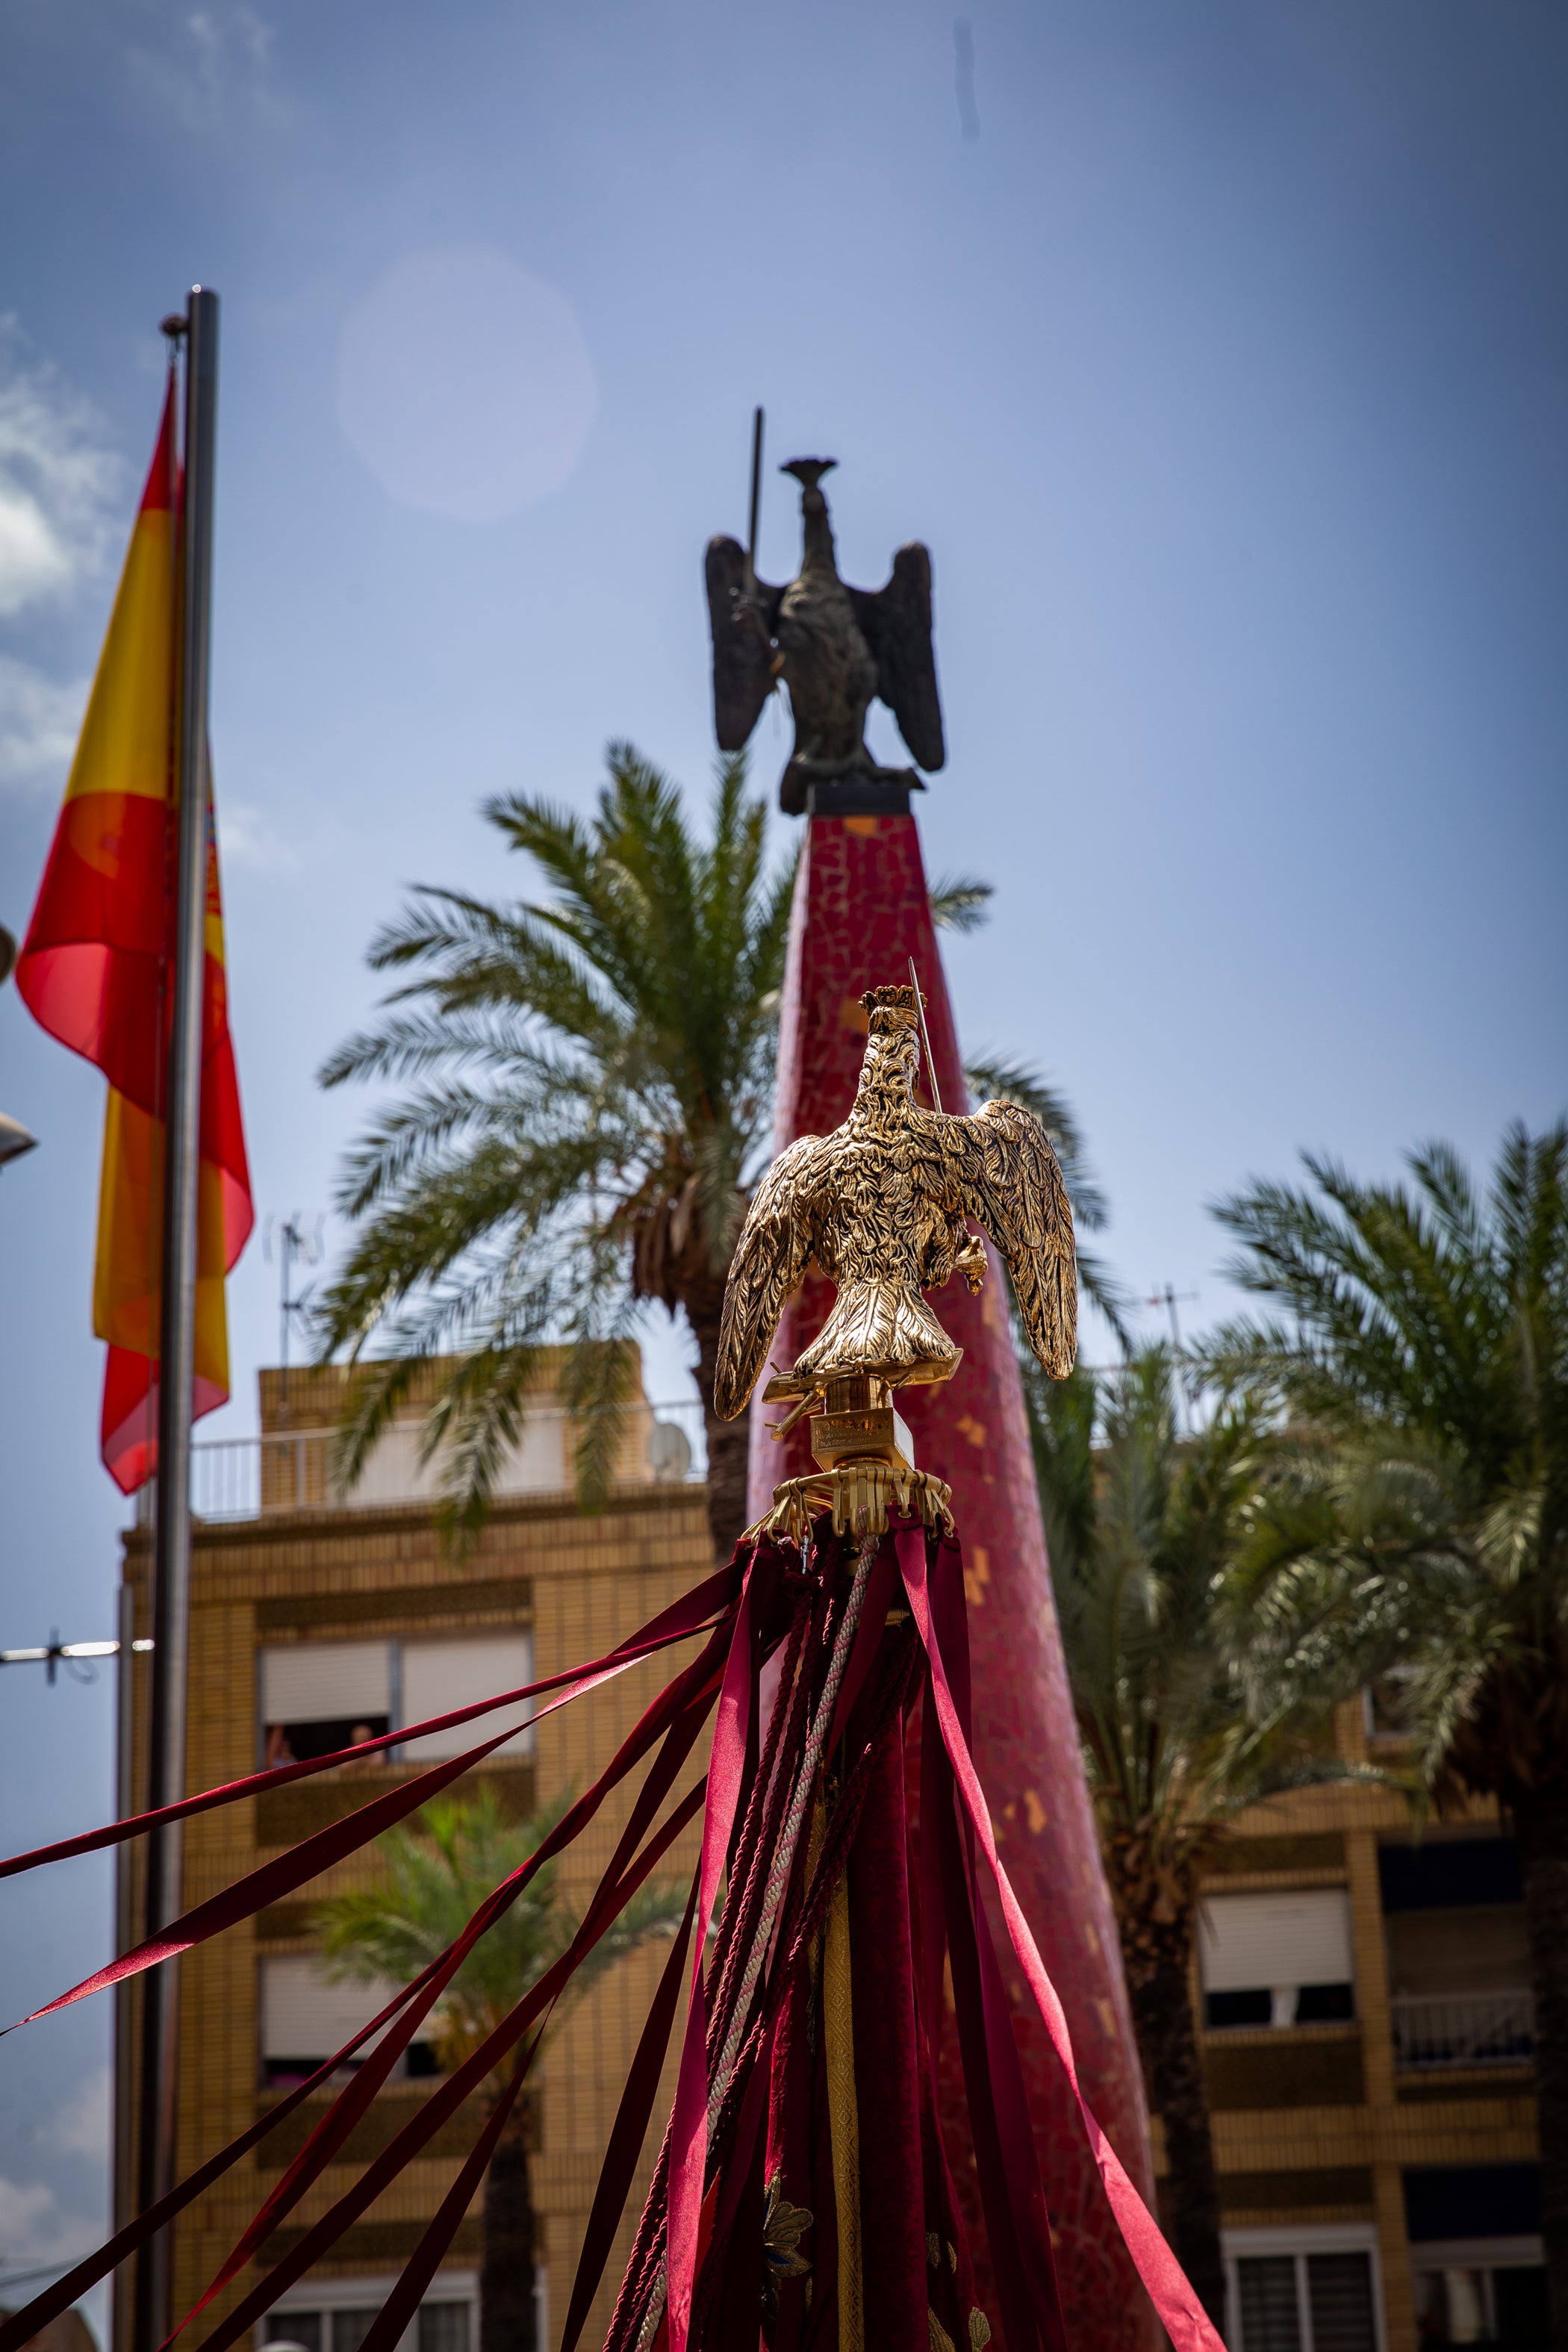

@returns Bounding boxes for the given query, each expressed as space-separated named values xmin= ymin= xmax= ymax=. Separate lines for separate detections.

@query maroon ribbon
xmin=558 ymin=1861 xmax=701 ymax=2352
xmin=187 ymin=1628 xmax=733 ymax=2330
xmin=0 ymin=1966 xmax=444 ymax=2352
xmin=0 ymin=1617 xmax=735 ymax=2352
xmin=350 ymin=2044 xmax=534 ymax=2352
xmin=0 ymin=1558 xmax=742 ymax=1886
xmin=172 ymin=1780 xmax=710 ymax=2352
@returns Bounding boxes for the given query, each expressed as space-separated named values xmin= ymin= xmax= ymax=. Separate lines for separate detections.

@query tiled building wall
xmin=119 ymin=1481 xmax=712 ymax=2352
xmin=1166 ymin=1702 xmax=1538 ymax=2352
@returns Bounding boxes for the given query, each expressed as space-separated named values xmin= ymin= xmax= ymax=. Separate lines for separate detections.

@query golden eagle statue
xmin=715 ymin=985 xmax=1076 ymax=1458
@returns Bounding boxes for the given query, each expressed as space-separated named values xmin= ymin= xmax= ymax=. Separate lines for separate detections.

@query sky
xmin=1 ymin=0 xmax=1565 ymax=2324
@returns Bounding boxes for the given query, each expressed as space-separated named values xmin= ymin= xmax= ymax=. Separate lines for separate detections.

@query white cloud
xmin=0 ymin=2172 xmax=99 ymax=2271
xmin=188 ymin=3 xmax=276 ymax=78
xmin=0 ymin=323 xmax=125 ymax=620
xmin=217 ymin=797 xmax=298 ymax=872
xmin=46 ymin=2069 xmax=111 ymax=2164
xmin=0 ymin=656 xmax=89 ymax=794
xmin=125 ymin=4 xmax=290 ymax=137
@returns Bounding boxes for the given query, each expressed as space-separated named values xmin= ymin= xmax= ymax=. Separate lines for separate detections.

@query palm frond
xmin=318 ymin=744 xmax=794 ymax=1543
xmin=1036 ymin=1342 xmax=1360 ymax=1895
xmin=928 ymin=875 xmax=995 ymax=934
xmin=1214 ymin=1122 xmax=1568 ymax=1807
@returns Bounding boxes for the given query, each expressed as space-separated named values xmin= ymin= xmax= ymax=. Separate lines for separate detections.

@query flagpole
xmin=133 ymin=284 xmax=219 ymax=2352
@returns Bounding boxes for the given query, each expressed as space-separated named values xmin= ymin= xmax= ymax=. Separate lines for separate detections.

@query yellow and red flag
xmin=16 ymin=379 xmax=252 ymax=1493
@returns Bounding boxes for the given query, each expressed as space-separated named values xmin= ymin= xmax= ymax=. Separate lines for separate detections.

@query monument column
xmin=748 ymin=808 xmax=1159 ymax=2350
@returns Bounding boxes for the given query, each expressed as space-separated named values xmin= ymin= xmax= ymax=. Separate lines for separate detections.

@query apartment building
xmin=113 ymin=1357 xmax=710 ymax=2352
xmin=1178 ymin=1700 xmax=1541 ymax=2352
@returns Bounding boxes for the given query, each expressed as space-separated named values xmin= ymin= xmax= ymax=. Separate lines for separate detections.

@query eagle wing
xmin=847 ymin=542 xmax=945 ymax=773
xmin=943 ymin=1098 xmax=1077 ymax=1378
xmin=705 ymin=535 xmax=783 ymax=753
xmin=713 ymin=1132 xmax=833 ymax=1419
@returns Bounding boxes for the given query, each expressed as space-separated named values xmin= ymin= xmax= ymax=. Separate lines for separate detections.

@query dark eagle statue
xmin=705 ymin=458 xmax=945 ymax=814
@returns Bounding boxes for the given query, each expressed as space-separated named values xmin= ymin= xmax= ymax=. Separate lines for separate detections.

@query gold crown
xmin=859 ymin=982 xmax=924 ymax=1031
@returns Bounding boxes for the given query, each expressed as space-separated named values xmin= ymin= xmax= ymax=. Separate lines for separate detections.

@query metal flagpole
xmin=133 ymin=284 xmax=219 ymax=2352
xmin=113 ymin=1581 xmax=140 ymax=2352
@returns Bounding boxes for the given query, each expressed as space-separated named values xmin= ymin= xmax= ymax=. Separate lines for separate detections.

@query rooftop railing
xmin=152 ymin=1397 xmax=709 ymax=1525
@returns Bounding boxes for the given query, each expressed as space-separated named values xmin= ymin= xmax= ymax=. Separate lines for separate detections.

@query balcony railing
xmin=143 ymin=1398 xmax=709 ymax=1525
xmin=1390 ymin=1988 xmax=1534 ymax=2069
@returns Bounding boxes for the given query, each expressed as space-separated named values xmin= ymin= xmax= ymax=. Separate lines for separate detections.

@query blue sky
xmin=1 ymin=0 xmax=1564 ymax=2319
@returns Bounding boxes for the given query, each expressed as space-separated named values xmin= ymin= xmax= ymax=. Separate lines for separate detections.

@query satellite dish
xmin=647 ymin=1421 xmax=692 ymax=1482
xmin=0 ymin=1111 xmax=37 ymax=1169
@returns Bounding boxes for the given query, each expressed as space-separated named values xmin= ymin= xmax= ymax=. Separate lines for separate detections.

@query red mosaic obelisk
xmin=747 ymin=810 xmax=1159 ymax=2351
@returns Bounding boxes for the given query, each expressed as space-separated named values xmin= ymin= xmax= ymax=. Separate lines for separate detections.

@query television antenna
xmin=1146 ymin=1284 xmax=1200 ymax=1433
xmin=264 ymin=1212 xmax=323 ymax=1419
xmin=0 ymin=924 xmax=38 ymax=1169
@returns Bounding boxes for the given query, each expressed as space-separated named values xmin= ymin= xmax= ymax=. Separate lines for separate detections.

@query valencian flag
xmin=16 ymin=376 xmax=252 ymax=1492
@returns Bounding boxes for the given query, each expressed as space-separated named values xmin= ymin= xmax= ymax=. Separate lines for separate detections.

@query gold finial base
xmin=753 ymin=1463 xmax=953 ymax=1549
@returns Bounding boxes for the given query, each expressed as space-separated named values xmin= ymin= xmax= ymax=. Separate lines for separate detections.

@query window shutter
xmin=1306 ymin=2253 xmax=1377 ymax=2352
xmin=401 ymin=1635 xmax=535 ymax=1761
xmin=1199 ymin=1890 xmax=1353 ymax=1993
xmin=261 ymin=1642 xmax=391 ymax=1726
xmin=261 ymin=1956 xmax=399 ymax=2061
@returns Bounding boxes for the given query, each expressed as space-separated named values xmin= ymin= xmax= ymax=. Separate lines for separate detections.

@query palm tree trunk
xmin=481 ymin=2091 xmax=535 ymax=2352
xmin=1514 ymin=1785 xmax=1568 ymax=2351
xmin=1119 ymin=1917 xmax=1227 ymax=2334
xmin=686 ymin=1298 xmax=751 ymax=1561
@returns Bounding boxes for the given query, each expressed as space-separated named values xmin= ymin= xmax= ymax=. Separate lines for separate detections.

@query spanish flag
xmin=16 ymin=377 xmax=252 ymax=1493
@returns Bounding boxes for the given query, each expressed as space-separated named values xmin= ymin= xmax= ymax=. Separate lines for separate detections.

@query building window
xmin=1404 ymin=2168 xmax=1544 ymax=2349
xmin=401 ymin=1635 xmax=534 ymax=1761
xmin=1225 ymin=2230 xmax=1383 ymax=2352
xmin=258 ymin=1634 xmax=533 ymax=1767
xmin=417 ymin=2306 xmax=471 ymax=2352
xmin=1410 ymin=2248 xmax=1547 ymax=2349
xmin=260 ymin=1640 xmax=391 ymax=1766
xmin=1200 ymin=1890 xmax=1355 ymax=2029
xmin=1380 ymin=1839 xmax=1532 ymax=2071
xmin=259 ymin=1954 xmax=433 ymax=2085
xmin=263 ymin=2277 xmax=477 ymax=2352
xmin=264 ymin=2319 xmax=320 ymax=2352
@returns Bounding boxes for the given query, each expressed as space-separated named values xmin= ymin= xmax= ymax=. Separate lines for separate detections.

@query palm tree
xmin=314 ymin=1785 xmax=685 ymax=2352
xmin=1213 ymin=1122 xmax=1568 ymax=2345
xmin=314 ymin=745 xmax=795 ymax=1558
xmin=1033 ymin=1345 xmax=1353 ymax=2332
